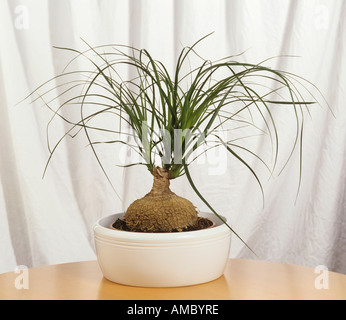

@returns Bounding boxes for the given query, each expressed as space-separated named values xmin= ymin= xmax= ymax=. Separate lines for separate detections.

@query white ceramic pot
xmin=93 ymin=212 xmax=231 ymax=287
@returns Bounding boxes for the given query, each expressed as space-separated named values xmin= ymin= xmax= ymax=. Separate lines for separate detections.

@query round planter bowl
xmin=93 ymin=212 xmax=231 ymax=287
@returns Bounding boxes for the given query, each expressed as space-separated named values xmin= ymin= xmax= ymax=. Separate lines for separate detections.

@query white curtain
xmin=1 ymin=0 xmax=345 ymax=275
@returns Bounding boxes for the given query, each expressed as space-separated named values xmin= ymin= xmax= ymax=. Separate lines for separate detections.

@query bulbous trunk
xmin=124 ymin=167 xmax=198 ymax=232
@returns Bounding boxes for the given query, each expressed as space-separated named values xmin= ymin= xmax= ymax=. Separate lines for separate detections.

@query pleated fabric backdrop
xmin=0 ymin=0 xmax=345 ymax=275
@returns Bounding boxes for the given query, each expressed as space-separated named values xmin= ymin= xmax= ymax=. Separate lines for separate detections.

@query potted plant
xmin=28 ymin=34 xmax=321 ymax=287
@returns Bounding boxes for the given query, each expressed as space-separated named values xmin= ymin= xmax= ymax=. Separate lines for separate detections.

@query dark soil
xmin=112 ymin=217 xmax=214 ymax=233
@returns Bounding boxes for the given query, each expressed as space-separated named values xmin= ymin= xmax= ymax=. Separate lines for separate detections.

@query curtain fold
xmin=1 ymin=0 xmax=345 ymax=275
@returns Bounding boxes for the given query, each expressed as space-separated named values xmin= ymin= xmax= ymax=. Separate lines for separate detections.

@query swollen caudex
xmin=124 ymin=167 xmax=198 ymax=232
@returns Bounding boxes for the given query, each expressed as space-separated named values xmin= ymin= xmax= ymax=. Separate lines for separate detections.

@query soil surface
xmin=112 ymin=217 xmax=213 ymax=233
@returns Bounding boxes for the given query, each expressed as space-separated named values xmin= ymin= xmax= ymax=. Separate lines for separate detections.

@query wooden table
xmin=0 ymin=259 xmax=345 ymax=300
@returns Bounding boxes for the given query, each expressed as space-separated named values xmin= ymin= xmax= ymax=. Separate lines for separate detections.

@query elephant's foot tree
xmin=29 ymin=34 xmax=325 ymax=250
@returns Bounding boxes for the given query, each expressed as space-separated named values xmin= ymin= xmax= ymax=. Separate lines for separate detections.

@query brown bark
xmin=124 ymin=166 xmax=198 ymax=232
xmin=147 ymin=167 xmax=172 ymax=197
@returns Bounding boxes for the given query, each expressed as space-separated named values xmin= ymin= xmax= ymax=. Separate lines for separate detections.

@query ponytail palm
xmin=30 ymin=35 xmax=319 ymax=245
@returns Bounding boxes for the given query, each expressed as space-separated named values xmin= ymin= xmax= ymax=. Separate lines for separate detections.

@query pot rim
xmin=94 ymin=212 xmax=231 ymax=243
